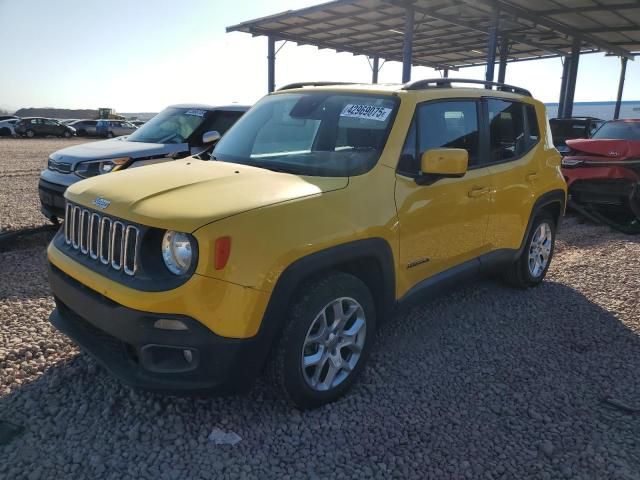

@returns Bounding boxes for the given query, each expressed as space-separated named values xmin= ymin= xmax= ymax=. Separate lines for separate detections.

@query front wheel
xmin=107 ymin=132 xmax=114 ymax=138
xmin=25 ymin=129 xmax=35 ymax=138
xmin=503 ymin=213 xmax=556 ymax=288
xmin=270 ymin=272 xmax=376 ymax=409
xmin=63 ymin=130 xmax=72 ymax=138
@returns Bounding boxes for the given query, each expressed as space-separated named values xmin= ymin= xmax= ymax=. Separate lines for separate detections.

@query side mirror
xmin=202 ymin=130 xmax=221 ymax=145
xmin=418 ymin=148 xmax=468 ymax=184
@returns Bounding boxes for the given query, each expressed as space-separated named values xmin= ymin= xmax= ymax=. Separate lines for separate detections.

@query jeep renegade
xmin=47 ymin=79 xmax=566 ymax=408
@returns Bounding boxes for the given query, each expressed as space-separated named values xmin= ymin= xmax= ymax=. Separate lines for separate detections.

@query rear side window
xmin=488 ymin=99 xmax=527 ymax=162
xmin=525 ymin=105 xmax=540 ymax=145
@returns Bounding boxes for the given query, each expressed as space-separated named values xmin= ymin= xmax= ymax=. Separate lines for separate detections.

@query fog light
xmin=183 ymin=349 xmax=193 ymax=363
xmin=153 ymin=319 xmax=188 ymax=331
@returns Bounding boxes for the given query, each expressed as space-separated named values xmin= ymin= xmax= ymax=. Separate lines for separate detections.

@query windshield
xmin=127 ymin=107 xmax=208 ymax=144
xmin=213 ymin=93 xmax=398 ymax=176
xmin=591 ymin=121 xmax=640 ymax=141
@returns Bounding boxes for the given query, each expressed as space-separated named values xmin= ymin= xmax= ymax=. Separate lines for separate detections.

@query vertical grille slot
xmin=99 ymin=217 xmax=112 ymax=265
xmin=64 ymin=203 xmax=72 ymax=244
xmin=110 ymin=221 xmax=125 ymax=270
xmin=123 ymin=226 xmax=139 ymax=275
xmin=89 ymin=213 xmax=100 ymax=259
xmin=71 ymin=206 xmax=81 ymax=249
xmin=80 ymin=210 xmax=90 ymax=254
xmin=63 ymin=202 xmax=141 ymax=277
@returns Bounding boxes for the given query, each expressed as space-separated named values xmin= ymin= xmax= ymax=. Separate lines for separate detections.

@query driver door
xmin=395 ymin=99 xmax=493 ymax=293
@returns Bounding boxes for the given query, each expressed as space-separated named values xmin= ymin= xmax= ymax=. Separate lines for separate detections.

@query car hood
xmin=65 ymin=159 xmax=349 ymax=232
xmin=565 ymin=138 xmax=640 ymax=160
xmin=50 ymin=137 xmax=187 ymax=165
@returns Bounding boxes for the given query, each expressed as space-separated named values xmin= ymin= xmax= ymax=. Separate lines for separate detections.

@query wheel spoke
xmin=303 ymin=348 xmax=325 ymax=368
xmin=306 ymin=312 xmax=327 ymax=344
xmin=320 ymin=362 xmax=340 ymax=390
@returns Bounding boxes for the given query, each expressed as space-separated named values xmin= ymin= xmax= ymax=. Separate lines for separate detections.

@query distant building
xmin=545 ymin=101 xmax=640 ymax=120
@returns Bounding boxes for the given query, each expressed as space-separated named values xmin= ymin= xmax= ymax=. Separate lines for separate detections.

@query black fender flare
xmin=517 ymin=189 xmax=566 ymax=256
xmin=248 ymin=238 xmax=396 ymax=373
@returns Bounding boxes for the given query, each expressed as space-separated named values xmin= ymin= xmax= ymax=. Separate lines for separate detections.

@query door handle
xmin=526 ymin=172 xmax=539 ymax=183
xmin=468 ymin=186 xmax=490 ymax=198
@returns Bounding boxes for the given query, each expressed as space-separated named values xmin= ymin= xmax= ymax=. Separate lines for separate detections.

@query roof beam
xmin=381 ymin=0 xmax=569 ymax=57
xmin=465 ymin=0 xmax=635 ymax=59
xmin=538 ymin=2 xmax=640 ymax=16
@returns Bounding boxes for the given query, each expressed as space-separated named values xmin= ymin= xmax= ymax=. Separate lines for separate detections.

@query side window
xmin=418 ymin=100 xmax=480 ymax=167
xmin=487 ymin=99 xmax=526 ymax=162
xmin=525 ymin=104 xmax=540 ymax=146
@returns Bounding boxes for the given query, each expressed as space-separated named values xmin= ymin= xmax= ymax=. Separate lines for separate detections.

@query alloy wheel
xmin=301 ymin=297 xmax=366 ymax=392
xmin=528 ymin=222 xmax=552 ymax=278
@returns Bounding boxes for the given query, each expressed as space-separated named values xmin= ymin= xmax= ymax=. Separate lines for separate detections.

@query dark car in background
xmin=39 ymin=104 xmax=249 ymax=220
xmin=15 ymin=117 xmax=76 ymax=138
xmin=549 ymin=117 xmax=604 ymax=155
xmin=69 ymin=120 xmax=99 ymax=136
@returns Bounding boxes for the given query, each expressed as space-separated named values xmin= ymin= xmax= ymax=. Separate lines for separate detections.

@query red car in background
xmin=561 ymin=119 xmax=640 ymax=225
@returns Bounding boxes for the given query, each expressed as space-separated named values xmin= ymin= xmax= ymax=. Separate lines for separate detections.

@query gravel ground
xmin=0 ymin=138 xmax=91 ymax=232
xmin=1 ymin=146 xmax=639 ymax=479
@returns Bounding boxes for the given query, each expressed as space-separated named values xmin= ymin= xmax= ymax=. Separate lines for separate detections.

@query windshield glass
xmin=213 ymin=93 xmax=398 ymax=176
xmin=591 ymin=121 xmax=640 ymax=141
xmin=127 ymin=107 xmax=208 ymax=144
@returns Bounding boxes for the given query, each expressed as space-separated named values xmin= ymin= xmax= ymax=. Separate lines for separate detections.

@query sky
xmin=0 ymin=0 xmax=638 ymax=113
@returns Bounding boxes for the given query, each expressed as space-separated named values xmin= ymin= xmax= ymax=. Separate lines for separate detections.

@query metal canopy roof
xmin=227 ymin=0 xmax=640 ymax=70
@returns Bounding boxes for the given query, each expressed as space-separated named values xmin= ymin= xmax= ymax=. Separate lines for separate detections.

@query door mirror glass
xmin=202 ymin=130 xmax=221 ymax=145
xmin=420 ymin=148 xmax=468 ymax=177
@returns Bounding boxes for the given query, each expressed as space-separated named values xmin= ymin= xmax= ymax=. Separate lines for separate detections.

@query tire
xmin=503 ymin=213 xmax=556 ymax=288
xmin=63 ymin=130 xmax=72 ymax=138
xmin=270 ymin=272 xmax=376 ymax=409
xmin=0 ymin=127 xmax=9 ymax=136
xmin=107 ymin=132 xmax=114 ymax=138
xmin=25 ymin=129 xmax=35 ymax=138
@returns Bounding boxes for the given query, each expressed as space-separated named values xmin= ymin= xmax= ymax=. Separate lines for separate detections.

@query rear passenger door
xmin=395 ymin=99 xmax=494 ymax=289
xmin=484 ymin=99 xmax=541 ymax=250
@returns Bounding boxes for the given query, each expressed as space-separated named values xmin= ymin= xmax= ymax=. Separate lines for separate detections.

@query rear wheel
xmin=25 ymin=129 xmax=35 ymax=138
xmin=107 ymin=131 xmax=114 ymax=138
xmin=503 ymin=213 xmax=556 ymax=288
xmin=0 ymin=127 xmax=10 ymax=136
xmin=63 ymin=130 xmax=72 ymax=138
xmin=270 ymin=272 xmax=376 ymax=409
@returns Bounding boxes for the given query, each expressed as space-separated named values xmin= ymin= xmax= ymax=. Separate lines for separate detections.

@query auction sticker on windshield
xmin=340 ymin=104 xmax=392 ymax=122
xmin=184 ymin=109 xmax=206 ymax=117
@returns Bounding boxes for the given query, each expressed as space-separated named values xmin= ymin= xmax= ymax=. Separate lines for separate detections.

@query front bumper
xmin=49 ymin=263 xmax=263 ymax=394
xmin=38 ymin=178 xmax=67 ymax=219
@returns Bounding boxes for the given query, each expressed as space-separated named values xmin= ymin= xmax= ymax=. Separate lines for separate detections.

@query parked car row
xmin=38 ymin=104 xmax=249 ymax=220
xmin=0 ymin=116 xmax=148 ymax=138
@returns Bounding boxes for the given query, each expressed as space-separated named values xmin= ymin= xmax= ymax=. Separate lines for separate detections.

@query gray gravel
xmin=1 ymin=143 xmax=640 ymax=478
xmin=0 ymin=138 xmax=91 ymax=232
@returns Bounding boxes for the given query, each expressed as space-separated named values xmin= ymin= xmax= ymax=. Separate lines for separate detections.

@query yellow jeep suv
xmin=48 ymin=79 xmax=566 ymax=408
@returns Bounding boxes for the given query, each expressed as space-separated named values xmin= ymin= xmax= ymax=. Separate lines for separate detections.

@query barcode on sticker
xmin=184 ymin=109 xmax=206 ymax=117
xmin=340 ymin=104 xmax=392 ymax=121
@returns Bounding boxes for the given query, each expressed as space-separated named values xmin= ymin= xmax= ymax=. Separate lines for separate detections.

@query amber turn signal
xmin=215 ymin=236 xmax=232 ymax=270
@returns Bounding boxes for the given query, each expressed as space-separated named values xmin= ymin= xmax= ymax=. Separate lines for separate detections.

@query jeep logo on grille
xmin=93 ymin=197 xmax=111 ymax=209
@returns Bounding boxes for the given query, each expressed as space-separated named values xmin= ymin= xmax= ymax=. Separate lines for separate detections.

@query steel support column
xmin=372 ymin=56 xmax=379 ymax=84
xmin=558 ymin=57 xmax=569 ymax=118
xmin=614 ymin=57 xmax=628 ymax=120
xmin=497 ymin=36 xmax=508 ymax=83
xmin=267 ymin=36 xmax=276 ymax=93
xmin=402 ymin=7 xmax=414 ymax=83
xmin=563 ymin=38 xmax=581 ymax=118
xmin=485 ymin=7 xmax=499 ymax=83
xmin=443 ymin=68 xmax=449 ymax=78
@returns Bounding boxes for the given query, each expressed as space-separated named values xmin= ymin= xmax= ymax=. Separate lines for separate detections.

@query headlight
xmin=162 ymin=231 xmax=193 ymax=275
xmin=75 ymin=157 xmax=129 ymax=178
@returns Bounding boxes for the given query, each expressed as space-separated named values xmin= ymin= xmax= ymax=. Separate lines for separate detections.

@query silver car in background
xmin=69 ymin=120 xmax=99 ymax=136
xmin=96 ymin=119 xmax=138 ymax=138
xmin=38 ymin=104 xmax=249 ymax=220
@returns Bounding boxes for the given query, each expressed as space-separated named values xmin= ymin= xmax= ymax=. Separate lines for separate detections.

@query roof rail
xmin=277 ymin=81 xmax=357 ymax=91
xmin=402 ymin=78 xmax=532 ymax=97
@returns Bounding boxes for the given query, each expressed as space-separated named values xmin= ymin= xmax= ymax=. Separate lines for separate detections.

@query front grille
xmin=48 ymin=158 xmax=72 ymax=173
xmin=64 ymin=203 xmax=139 ymax=276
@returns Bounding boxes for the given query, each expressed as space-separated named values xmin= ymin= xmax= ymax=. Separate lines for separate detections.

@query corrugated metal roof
xmin=227 ymin=0 xmax=639 ymax=69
